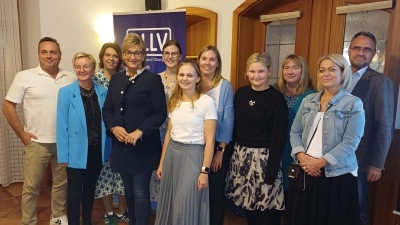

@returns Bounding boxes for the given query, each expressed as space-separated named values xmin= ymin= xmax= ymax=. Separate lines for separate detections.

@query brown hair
xmin=168 ymin=59 xmax=202 ymax=112
xmin=98 ymin=42 xmax=123 ymax=72
xmin=276 ymin=54 xmax=313 ymax=95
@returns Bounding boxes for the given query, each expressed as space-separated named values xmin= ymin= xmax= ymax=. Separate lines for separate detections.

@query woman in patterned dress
xmin=226 ymin=53 xmax=288 ymax=225
xmin=92 ymin=43 xmax=129 ymax=224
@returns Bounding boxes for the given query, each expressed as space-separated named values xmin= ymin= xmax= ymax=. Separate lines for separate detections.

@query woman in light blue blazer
xmin=57 ymin=52 xmax=108 ymax=225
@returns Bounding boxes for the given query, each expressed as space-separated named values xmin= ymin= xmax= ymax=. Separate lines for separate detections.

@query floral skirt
xmin=226 ymin=143 xmax=284 ymax=211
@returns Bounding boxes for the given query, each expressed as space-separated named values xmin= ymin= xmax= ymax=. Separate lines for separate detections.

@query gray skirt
xmin=155 ymin=140 xmax=210 ymax=225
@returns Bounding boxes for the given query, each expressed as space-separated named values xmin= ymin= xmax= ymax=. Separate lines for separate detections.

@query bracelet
xmin=201 ymin=171 xmax=209 ymax=174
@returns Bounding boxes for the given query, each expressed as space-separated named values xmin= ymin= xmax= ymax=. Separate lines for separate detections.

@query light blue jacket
xmin=214 ymin=79 xmax=234 ymax=144
xmin=290 ymin=89 xmax=365 ymax=177
xmin=56 ymin=81 xmax=108 ymax=169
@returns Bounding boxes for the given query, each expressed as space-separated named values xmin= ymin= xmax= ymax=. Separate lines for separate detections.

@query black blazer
xmin=351 ymin=67 xmax=394 ymax=172
xmin=102 ymin=70 xmax=167 ymax=173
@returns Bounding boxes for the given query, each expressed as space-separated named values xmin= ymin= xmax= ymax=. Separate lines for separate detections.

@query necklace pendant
xmin=249 ymin=100 xmax=255 ymax=106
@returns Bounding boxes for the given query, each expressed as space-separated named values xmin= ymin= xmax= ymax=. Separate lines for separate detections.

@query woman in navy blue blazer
xmin=57 ymin=52 xmax=108 ymax=225
xmin=102 ymin=33 xmax=167 ymax=225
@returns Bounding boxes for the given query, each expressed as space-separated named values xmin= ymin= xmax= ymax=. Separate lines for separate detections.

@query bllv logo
xmin=126 ymin=28 xmax=171 ymax=56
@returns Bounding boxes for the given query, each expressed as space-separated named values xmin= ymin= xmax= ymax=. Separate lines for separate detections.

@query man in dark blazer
xmin=347 ymin=31 xmax=395 ymax=225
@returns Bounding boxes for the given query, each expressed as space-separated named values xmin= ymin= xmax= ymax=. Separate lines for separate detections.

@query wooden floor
xmin=0 ymin=182 xmax=248 ymax=225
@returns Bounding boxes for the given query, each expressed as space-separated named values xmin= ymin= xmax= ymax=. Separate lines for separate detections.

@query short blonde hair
xmin=244 ymin=53 xmax=271 ymax=82
xmin=72 ymin=52 xmax=96 ymax=70
xmin=317 ymin=53 xmax=352 ymax=91
xmin=276 ymin=54 xmax=313 ymax=95
xmin=121 ymin=33 xmax=146 ymax=68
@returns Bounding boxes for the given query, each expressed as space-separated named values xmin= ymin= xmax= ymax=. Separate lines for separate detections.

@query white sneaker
xmin=50 ymin=214 xmax=68 ymax=225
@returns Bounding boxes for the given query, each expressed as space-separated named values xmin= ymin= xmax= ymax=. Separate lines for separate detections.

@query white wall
xmin=19 ymin=0 xmax=244 ymax=79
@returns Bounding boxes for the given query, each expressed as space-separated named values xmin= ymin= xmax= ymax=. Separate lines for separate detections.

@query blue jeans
xmin=358 ymin=172 xmax=369 ymax=225
xmin=121 ymin=171 xmax=152 ymax=225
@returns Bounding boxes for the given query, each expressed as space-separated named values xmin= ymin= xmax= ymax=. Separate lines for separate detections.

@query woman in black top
xmin=226 ymin=53 xmax=288 ymax=225
xmin=102 ymin=33 xmax=167 ymax=225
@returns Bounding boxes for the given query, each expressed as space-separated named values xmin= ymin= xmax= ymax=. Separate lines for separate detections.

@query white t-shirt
xmin=5 ymin=66 xmax=76 ymax=143
xmin=169 ymin=94 xmax=218 ymax=144
xmin=205 ymin=79 xmax=223 ymax=109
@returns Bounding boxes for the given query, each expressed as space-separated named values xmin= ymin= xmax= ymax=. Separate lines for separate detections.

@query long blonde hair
xmin=198 ymin=45 xmax=223 ymax=88
xmin=276 ymin=54 xmax=313 ymax=95
xmin=168 ymin=59 xmax=202 ymax=112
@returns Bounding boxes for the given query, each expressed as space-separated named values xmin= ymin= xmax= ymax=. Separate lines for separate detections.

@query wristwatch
xmin=201 ymin=166 xmax=210 ymax=173
xmin=217 ymin=146 xmax=225 ymax=152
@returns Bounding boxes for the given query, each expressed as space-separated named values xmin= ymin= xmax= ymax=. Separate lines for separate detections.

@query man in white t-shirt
xmin=2 ymin=37 xmax=76 ymax=225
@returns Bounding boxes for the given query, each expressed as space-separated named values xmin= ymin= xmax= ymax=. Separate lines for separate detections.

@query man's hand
xmin=19 ymin=131 xmax=38 ymax=146
xmin=367 ymin=167 xmax=381 ymax=182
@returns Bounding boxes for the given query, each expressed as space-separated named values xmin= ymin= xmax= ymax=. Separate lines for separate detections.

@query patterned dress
xmin=93 ymin=69 xmax=126 ymax=198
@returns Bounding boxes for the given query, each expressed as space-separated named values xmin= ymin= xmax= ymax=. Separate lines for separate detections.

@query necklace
xmin=163 ymin=70 xmax=176 ymax=88
xmin=80 ymin=86 xmax=94 ymax=97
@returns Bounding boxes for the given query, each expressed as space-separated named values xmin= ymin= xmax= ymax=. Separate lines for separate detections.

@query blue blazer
xmin=56 ymin=80 xmax=108 ymax=169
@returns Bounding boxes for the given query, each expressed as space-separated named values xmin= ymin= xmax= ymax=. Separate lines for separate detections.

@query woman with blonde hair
xmin=275 ymin=54 xmax=315 ymax=193
xmin=57 ymin=52 xmax=108 ymax=225
xmin=198 ymin=45 xmax=234 ymax=225
xmin=285 ymin=53 xmax=364 ymax=225
xmin=102 ymin=33 xmax=167 ymax=225
xmin=155 ymin=59 xmax=217 ymax=225
xmin=226 ymin=53 xmax=288 ymax=225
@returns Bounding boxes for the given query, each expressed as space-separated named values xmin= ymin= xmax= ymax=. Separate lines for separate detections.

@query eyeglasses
xmin=162 ymin=51 xmax=179 ymax=58
xmin=123 ymin=51 xmax=144 ymax=58
xmin=74 ymin=64 xmax=92 ymax=71
xmin=349 ymin=46 xmax=375 ymax=54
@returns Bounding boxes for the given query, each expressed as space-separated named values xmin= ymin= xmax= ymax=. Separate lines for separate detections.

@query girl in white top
xmin=155 ymin=59 xmax=217 ymax=225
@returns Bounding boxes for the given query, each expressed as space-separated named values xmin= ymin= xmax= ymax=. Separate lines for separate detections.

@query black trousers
xmin=245 ymin=210 xmax=281 ymax=225
xmin=209 ymin=141 xmax=234 ymax=225
xmin=66 ymin=144 xmax=103 ymax=225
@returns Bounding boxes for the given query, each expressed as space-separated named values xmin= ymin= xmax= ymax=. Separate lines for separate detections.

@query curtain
xmin=0 ymin=0 xmax=25 ymax=186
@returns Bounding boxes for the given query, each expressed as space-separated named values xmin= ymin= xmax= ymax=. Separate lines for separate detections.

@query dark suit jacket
xmin=102 ymin=70 xmax=167 ymax=173
xmin=351 ymin=67 xmax=394 ymax=172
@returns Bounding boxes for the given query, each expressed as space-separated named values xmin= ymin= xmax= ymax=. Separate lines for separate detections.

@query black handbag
xmin=288 ymin=105 xmax=332 ymax=192
xmin=288 ymin=162 xmax=305 ymax=192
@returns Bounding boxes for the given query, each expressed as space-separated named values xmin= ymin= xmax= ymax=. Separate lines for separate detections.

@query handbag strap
xmin=304 ymin=104 xmax=333 ymax=154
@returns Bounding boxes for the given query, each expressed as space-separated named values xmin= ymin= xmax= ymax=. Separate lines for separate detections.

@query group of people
xmin=2 ymin=30 xmax=394 ymax=225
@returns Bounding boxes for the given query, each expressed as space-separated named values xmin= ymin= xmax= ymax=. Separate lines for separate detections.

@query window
xmin=265 ymin=19 xmax=296 ymax=85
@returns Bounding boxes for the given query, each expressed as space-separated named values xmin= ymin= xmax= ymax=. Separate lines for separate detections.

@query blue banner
xmin=113 ymin=9 xmax=186 ymax=73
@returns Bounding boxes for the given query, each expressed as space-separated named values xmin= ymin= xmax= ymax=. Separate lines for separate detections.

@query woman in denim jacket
xmin=198 ymin=45 xmax=234 ymax=225
xmin=285 ymin=53 xmax=365 ymax=225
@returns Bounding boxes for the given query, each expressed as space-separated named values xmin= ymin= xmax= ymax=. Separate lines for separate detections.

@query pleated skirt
xmin=284 ymin=169 xmax=361 ymax=225
xmin=155 ymin=140 xmax=209 ymax=225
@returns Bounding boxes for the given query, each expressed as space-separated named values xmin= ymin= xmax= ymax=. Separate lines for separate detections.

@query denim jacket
xmin=290 ymin=89 xmax=365 ymax=177
xmin=215 ymin=80 xmax=234 ymax=144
